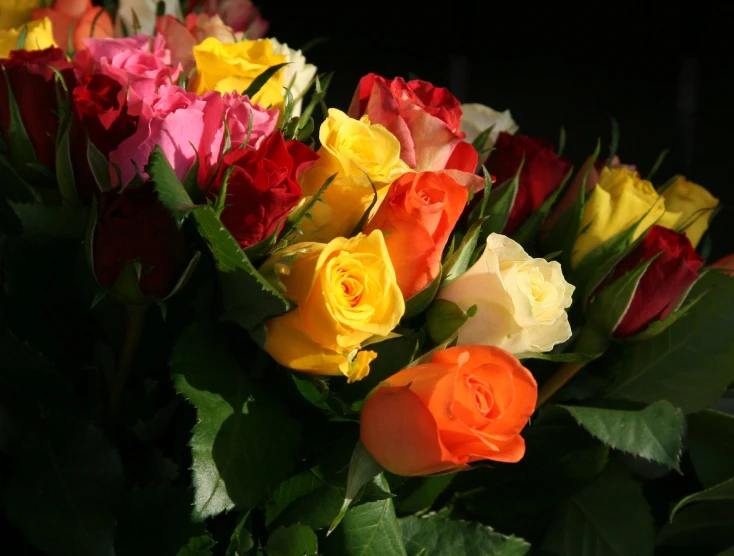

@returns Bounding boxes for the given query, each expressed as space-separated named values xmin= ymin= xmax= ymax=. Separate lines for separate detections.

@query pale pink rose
xmin=348 ymin=73 xmax=466 ymax=172
xmin=109 ymin=86 xmax=278 ymax=188
xmin=186 ymin=0 xmax=268 ymax=37
xmin=156 ymin=13 xmax=238 ymax=73
xmin=74 ymin=34 xmax=181 ymax=117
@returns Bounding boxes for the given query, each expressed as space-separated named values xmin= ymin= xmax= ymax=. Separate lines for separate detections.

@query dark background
xmin=266 ymin=1 xmax=734 ymax=258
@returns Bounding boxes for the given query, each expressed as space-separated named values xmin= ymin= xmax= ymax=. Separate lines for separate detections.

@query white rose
xmin=460 ymin=103 xmax=519 ymax=164
xmin=269 ymin=38 xmax=317 ymax=118
xmin=437 ymin=233 xmax=574 ymax=354
xmin=116 ymin=0 xmax=181 ymax=36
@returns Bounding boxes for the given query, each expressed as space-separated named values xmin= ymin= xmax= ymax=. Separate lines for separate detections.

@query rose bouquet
xmin=2 ymin=2 xmax=734 ymax=556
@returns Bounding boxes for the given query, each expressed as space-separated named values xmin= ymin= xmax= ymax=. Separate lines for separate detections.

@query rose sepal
xmin=425 ymin=299 xmax=477 ymax=345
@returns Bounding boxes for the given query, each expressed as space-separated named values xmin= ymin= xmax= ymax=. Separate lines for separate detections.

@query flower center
xmin=466 ymin=377 xmax=500 ymax=419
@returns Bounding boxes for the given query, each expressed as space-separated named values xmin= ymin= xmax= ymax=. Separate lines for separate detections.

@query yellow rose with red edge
xmin=260 ymin=230 xmax=405 ymax=382
xmin=297 ymin=108 xmax=410 ymax=243
xmin=0 ymin=17 xmax=56 ymax=58
xmin=662 ymin=175 xmax=719 ymax=248
xmin=572 ymin=166 xmax=681 ymax=267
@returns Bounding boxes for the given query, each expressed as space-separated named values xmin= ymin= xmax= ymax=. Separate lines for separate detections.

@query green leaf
xmin=349 ymin=173 xmax=378 ymax=236
xmin=656 ymin=501 xmax=734 ymax=551
xmin=646 ymin=148 xmax=669 ymax=181
xmin=586 ymin=255 xmax=658 ymax=336
xmin=226 ymin=513 xmax=255 ymax=556
xmin=471 ymin=126 xmax=494 ymax=154
xmin=193 ymin=205 xmax=293 ymax=329
xmin=543 ymin=462 xmax=655 ymax=556
xmin=16 ymin=24 xmax=28 ymax=49
xmin=267 ymin=523 xmax=318 ymax=556
xmin=55 ymin=115 xmax=80 ymax=205
xmin=147 ymin=145 xmax=199 ymax=226
xmin=688 ymin=410 xmax=734 ymax=488
xmin=670 ymin=477 xmax=734 ymax=521
xmin=2 ymin=421 xmax=124 ymax=556
xmin=266 ymin=469 xmax=327 ymax=526
xmin=559 ymin=400 xmax=684 ymax=470
xmin=177 ymin=534 xmax=216 ymax=556
xmin=2 ymin=67 xmax=44 ymax=184
xmin=87 ymin=137 xmax=112 ymax=193
xmin=171 ymin=322 xmax=302 ymax=520
xmin=426 ymin=299 xmax=476 ymax=344
xmin=442 ymin=216 xmax=487 ymax=284
xmin=515 ymin=352 xmax=599 ymax=363
xmin=603 ymin=272 xmax=734 ymax=413
xmin=115 ymin=486 xmax=207 ymax=556
xmin=476 ymin=165 xmax=493 ymax=221
xmin=403 ymin=271 xmax=442 ymax=318
xmin=0 ymin=154 xmax=37 ymax=203
xmin=322 ymin=475 xmax=406 ymax=556
xmin=511 ymin=165 xmax=573 ymax=246
xmin=482 ymin=169 xmax=520 ymax=236
xmin=242 ymin=63 xmax=289 ymax=98
xmin=9 ymin=201 xmax=87 ymax=243
xmin=401 ymin=517 xmax=530 ymax=556
xmin=329 ymin=441 xmax=384 ymax=534
xmin=395 ymin=474 xmax=455 ymax=516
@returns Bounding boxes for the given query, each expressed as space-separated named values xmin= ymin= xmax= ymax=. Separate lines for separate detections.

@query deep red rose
xmin=485 ymin=132 xmax=572 ymax=235
xmin=94 ymin=184 xmax=186 ymax=299
xmin=0 ymin=47 xmax=76 ymax=173
xmin=348 ymin=73 xmax=465 ymax=171
xmin=608 ymin=226 xmax=704 ymax=338
xmin=208 ymin=131 xmax=318 ymax=248
xmin=71 ymin=74 xmax=138 ymax=201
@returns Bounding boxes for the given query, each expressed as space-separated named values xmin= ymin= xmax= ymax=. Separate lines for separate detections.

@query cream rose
xmin=270 ymin=38 xmax=316 ymax=118
xmin=460 ymin=103 xmax=519 ymax=164
xmin=437 ymin=233 xmax=574 ymax=354
xmin=116 ymin=0 xmax=181 ymax=35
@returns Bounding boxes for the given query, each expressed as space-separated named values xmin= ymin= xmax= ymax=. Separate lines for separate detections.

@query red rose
xmin=93 ymin=183 xmax=186 ymax=299
xmin=348 ymin=73 xmax=466 ymax=172
xmin=0 ymin=47 xmax=76 ymax=173
xmin=485 ymin=132 xmax=572 ymax=235
xmin=208 ymin=131 xmax=318 ymax=248
xmin=604 ymin=225 xmax=704 ymax=338
xmin=71 ymin=74 xmax=138 ymax=200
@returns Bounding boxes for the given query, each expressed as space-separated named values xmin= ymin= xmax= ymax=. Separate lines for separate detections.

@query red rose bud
xmin=485 ymin=132 xmax=572 ymax=235
xmin=71 ymin=74 xmax=138 ymax=201
xmin=93 ymin=184 xmax=186 ymax=300
xmin=607 ymin=226 xmax=704 ymax=338
xmin=209 ymin=131 xmax=318 ymax=248
xmin=0 ymin=47 xmax=76 ymax=174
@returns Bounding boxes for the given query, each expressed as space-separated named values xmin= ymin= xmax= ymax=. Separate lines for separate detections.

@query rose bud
xmin=209 ymin=131 xmax=318 ymax=248
xmin=364 ymin=171 xmax=468 ymax=300
xmin=484 ymin=132 xmax=572 ymax=235
xmin=662 ymin=175 xmax=719 ymax=248
xmin=360 ymin=345 xmax=537 ymax=476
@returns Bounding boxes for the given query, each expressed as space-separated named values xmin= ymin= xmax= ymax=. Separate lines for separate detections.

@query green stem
xmin=108 ymin=304 xmax=148 ymax=419
xmin=536 ymin=325 xmax=609 ymax=409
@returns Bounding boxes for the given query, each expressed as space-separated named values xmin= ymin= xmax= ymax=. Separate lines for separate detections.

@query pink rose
xmin=109 ymin=86 xmax=278 ymax=187
xmin=348 ymin=73 xmax=466 ymax=171
xmin=186 ymin=0 xmax=269 ymax=37
xmin=74 ymin=34 xmax=181 ymax=117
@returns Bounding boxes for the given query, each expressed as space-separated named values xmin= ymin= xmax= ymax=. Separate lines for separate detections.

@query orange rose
xmin=363 ymin=171 xmax=468 ymax=299
xmin=360 ymin=345 xmax=537 ymax=476
xmin=33 ymin=0 xmax=113 ymax=53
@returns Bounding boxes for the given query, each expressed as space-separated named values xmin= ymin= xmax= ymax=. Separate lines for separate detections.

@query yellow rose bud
xmin=572 ymin=167 xmax=681 ymax=267
xmin=0 ymin=17 xmax=57 ymax=58
xmin=192 ymin=37 xmax=287 ymax=110
xmin=0 ymin=0 xmax=38 ymax=31
xmin=261 ymin=230 xmax=405 ymax=382
xmin=662 ymin=175 xmax=719 ymax=248
xmin=298 ymin=108 xmax=409 ymax=242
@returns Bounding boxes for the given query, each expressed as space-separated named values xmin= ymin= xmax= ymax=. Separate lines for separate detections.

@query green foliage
xmin=242 ymin=63 xmax=290 ymax=99
xmin=395 ymin=474 xmax=455 ymax=515
xmin=688 ymin=410 xmax=734 ymax=487
xmin=425 ymin=299 xmax=476 ymax=344
xmin=267 ymin=523 xmax=318 ymax=556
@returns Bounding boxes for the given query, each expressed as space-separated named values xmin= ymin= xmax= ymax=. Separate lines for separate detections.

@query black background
xmin=266 ymin=1 xmax=734 ymax=257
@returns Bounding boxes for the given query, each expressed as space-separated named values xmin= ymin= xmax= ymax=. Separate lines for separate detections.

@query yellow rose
xmin=298 ymin=108 xmax=410 ymax=242
xmin=192 ymin=37 xmax=286 ymax=110
xmin=0 ymin=0 xmax=38 ymax=31
xmin=572 ymin=167 xmax=681 ymax=267
xmin=0 ymin=17 xmax=57 ymax=58
xmin=663 ymin=175 xmax=719 ymax=248
xmin=261 ymin=231 xmax=405 ymax=382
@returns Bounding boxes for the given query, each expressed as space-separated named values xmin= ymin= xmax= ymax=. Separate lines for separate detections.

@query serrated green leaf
xmin=3 ymin=421 xmax=124 ymax=556
xmin=242 ymin=63 xmax=289 ymax=99
xmin=171 ymin=322 xmax=302 ymax=520
xmin=559 ymin=400 xmax=684 ymax=470
xmin=267 ymin=523 xmax=318 ymax=556
xmin=266 ymin=469 xmax=327 ymax=526
xmin=9 ymin=201 xmax=87 ymax=243
xmin=670 ymin=477 xmax=734 ymax=521
xmin=401 ymin=517 xmax=530 ymax=556
xmin=146 ymin=145 xmax=199 ymax=226
xmin=322 ymin=475 xmax=406 ymax=556
xmin=395 ymin=474 xmax=455 ymax=516
xmin=115 ymin=486 xmax=207 ymax=556
xmin=688 ymin=410 xmax=734 ymax=488
xmin=603 ymin=272 xmax=734 ymax=413
xmin=543 ymin=462 xmax=654 ymax=556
